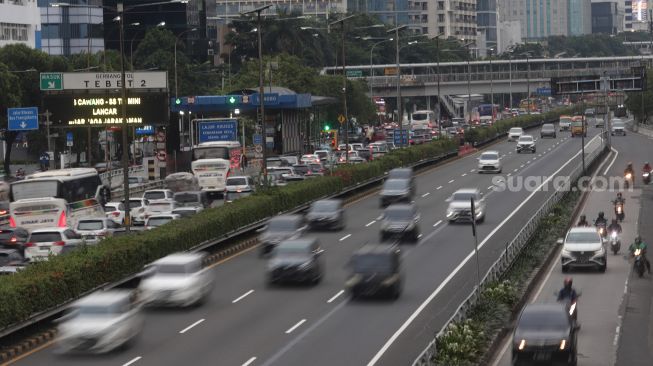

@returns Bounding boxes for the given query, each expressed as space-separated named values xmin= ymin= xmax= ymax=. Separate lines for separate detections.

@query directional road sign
xmin=8 ymin=107 xmax=39 ymax=131
xmin=253 ymin=133 xmax=262 ymax=145
xmin=40 ymin=73 xmax=63 ymax=91
xmin=66 ymin=132 xmax=73 ymax=147
xmin=198 ymin=119 xmax=238 ymax=143
xmin=393 ymin=129 xmax=408 ymax=146
xmin=338 ymin=114 xmax=346 ymax=124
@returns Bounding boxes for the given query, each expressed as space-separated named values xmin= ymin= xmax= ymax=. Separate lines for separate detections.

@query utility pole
xmin=330 ymin=14 xmax=356 ymax=161
xmin=388 ymin=23 xmax=407 ymax=147
xmin=118 ymin=2 xmax=131 ymax=231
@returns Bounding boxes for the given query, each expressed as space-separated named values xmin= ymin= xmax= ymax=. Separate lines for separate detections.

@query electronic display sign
xmin=43 ymin=93 xmax=168 ymax=127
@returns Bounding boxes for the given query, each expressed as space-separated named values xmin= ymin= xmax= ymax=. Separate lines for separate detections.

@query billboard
xmin=43 ymin=93 xmax=168 ymax=127
xmin=198 ymin=119 xmax=238 ymax=142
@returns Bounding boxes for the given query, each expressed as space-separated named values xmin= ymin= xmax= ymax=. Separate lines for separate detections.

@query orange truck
xmin=570 ymin=116 xmax=586 ymax=137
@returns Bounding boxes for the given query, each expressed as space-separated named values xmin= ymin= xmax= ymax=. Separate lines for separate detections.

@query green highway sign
xmin=346 ymin=70 xmax=363 ymax=77
xmin=40 ymin=73 xmax=63 ymax=91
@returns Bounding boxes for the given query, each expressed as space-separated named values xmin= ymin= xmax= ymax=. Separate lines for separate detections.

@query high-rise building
xmin=214 ymin=0 xmax=346 ymax=22
xmin=591 ymin=1 xmax=624 ymax=34
xmin=38 ymin=0 xmax=104 ymax=56
xmin=568 ymin=0 xmax=592 ymax=35
xmin=624 ymin=0 xmax=634 ymax=29
xmin=499 ymin=0 xmax=570 ymax=39
xmin=477 ymin=0 xmax=497 ymax=52
xmin=0 ymin=0 xmax=41 ymax=49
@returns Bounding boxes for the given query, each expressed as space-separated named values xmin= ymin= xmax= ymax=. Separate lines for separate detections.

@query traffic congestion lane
xmin=12 ymin=127 xmax=588 ymax=366
xmin=491 ymin=129 xmax=650 ymax=366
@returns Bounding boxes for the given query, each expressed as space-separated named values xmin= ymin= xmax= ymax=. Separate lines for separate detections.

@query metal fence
xmin=411 ymin=133 xmax=607 ymax=366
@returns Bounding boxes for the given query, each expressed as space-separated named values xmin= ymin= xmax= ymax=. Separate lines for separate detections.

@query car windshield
xmin=174 ymin=193 xmax=199 ymax=204
xmin=509 ymin=128 xmax=522 ymax=134
xmin=452 ymin=191 xmax=477 ymax=201
xmin=542 ymin=125 xmax=554 ymax=131
xmin=274 ymin=245 xmax=310 ymax=259
xmin=30 ymin=232 xmax=62 ymax=242
xmin=77 ymin=220 xmax=105 ymax=231
xmin=268 ymin=219 xmax=298 ymax=232
xmin=384 ymin=207 xmax=414 ymax=221
xmin=293 ymin=166 xmax=309 ymax=175
xmin=126 ymin=200 xmax=143 ymax=209
xmin=613 ymin=122 xmax=624 ymax=128
xmin=11 ymin=180 xmax=58 ymax=201
xmin=352 ymin=254 xmax=393 ymax=273
xmin=148 ymin=217 xmax=172 ymax=227
xmin=566 ymin=231 xmax=600 ymax=243
xmin=311 ymin=200 xmax=338 ymax=213
xmin=144 ymin=191 xmax=166 ymax=200
xmin=73 ymin=304 xmax=122 ymax=317
xmin=103 ymin=206 xmax=118 ymax=213
xmin=315 ymin=151 xmax=327 ymax=159
xmin=155 ymin=262 xmax=198 ymax=275
xmin=519 ymin=136 xmax=533 ymax=142
xmin=227 ymin=178 xmax=248 ymax=186
xmin=519 ymin=309 xmax=569 ymax=331
xmin=480 ymin=153 xmax=498 ymax=160
xmin=389 ymin=169 xmax=411 ymax=179
xmin=384 ymin=179 xmax=408 ymax=190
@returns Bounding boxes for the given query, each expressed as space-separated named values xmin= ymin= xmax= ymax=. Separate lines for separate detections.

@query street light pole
xmin=174 ymin=28 xmax=197 ymax=99
xmin=388 ymin=24 xmax=407 ymax=147
xmin=509 ymin=56 xmax=513 ymax=110
xmin=369 ymin=38 xmax=392 ymax=106
xmin=117 ymin=3 xmax=131 ymax=231
xmin=330 ymin=15 xmax=356 ymax=162
xmin=435 ymin=33 xmax=443 ymax=138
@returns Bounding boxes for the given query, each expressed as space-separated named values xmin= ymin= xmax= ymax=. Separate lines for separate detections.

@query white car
xmin=75 ymin=218 xmax=122 ymax=243
xmin=145 ymin=214 xmax=181 ymax=230
xmin=124 ymin=198 xmax=149 ymax=226
xmin=225 ymin=176 xmax=255 ymax=202
xmin=446 ymin=188 xmax=486 ymax=223
xmin=477 ymin=150 xmax=502 ymax=173
xmin=25 ymin=227 xmax=84 ymax=261
xmin=268 ymin=167 xmax=304 ymax=182
xmin=143 ymin=189 xmax=174 ymax=201
xmin=300 ymin=154 xmax=321 ymax=164
xmin=171 ymin=207 xmax=203 ymax=218
xmin=559 ymin=116 xmax=572 ymax=131
xmin=516 ymin=135 xmax=536 ymax=153
xmin=138 ymin=253 xmax=213 ymax=307
xmin=103 ymin=202 xmax=125 ymax=225
xmin=559 ymin=227 xmax=606 ymax=272
xmin=56 ymin=290 xmax=143 ymax=354
xmin=143 ymin=199 xmax=178 ymax=221
xmin=611 ymin=120 xmax=626 ymax=136
xmin=314 ymin=150 xmax=333 ymax=163
xmin=508 ymin=127 xmax=524 ymax=141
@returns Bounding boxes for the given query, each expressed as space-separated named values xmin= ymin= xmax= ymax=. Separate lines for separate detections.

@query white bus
xmin=191 ymin=158 xmax=232 ymax=194
xmin=9 ymin=168 xmax=108 ymax=230
xmin=192 ymin=141 xmax=242 ymax=171
xmin=411 ymin=110 xmax=436 ymax=129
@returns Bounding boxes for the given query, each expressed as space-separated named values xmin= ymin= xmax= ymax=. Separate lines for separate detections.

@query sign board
xmin=346 ymin=70 xmax=363 ymax=77
xmin=536 ymin=87 xmax=552 ymax=96
xmin=40 ymin=73 xmax=63 ymax=91
xmin=393 ymin=129 xmax=408 ymax=146
xmin=251 ymin=93 xmax=279 ymax=106
xmin=156 ymin=150 xmax=167 ymax=162
xmin=66 ymin=132 xmax=73 ymax=147
xmin=253 ymin=133 xmax=262 ymax=145
xmin=384 ymin=67 xmax=398 ymax=76
xmin=43 ymin=93 xmax=168 ymax=126
xmin=255 ymin=145 xmax=263 ymax=153
xmin=198 ymin=119 xmax=238 ymax=143
xmin=338 ymin=114 xmax=346 ymax=124
xmin=135 ymin=125 xmax=154 ymax=135
xmin=61 ymin=71 xmax=168 ymax=90
xmin=8 ymin=107 xmax=39 ymax=131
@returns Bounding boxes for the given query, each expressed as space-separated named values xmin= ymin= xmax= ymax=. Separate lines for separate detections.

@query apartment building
xmin=0 ymin=0 xmax=41 ymax=49
xmin=38 ymin=0 xmax=104 ymax=56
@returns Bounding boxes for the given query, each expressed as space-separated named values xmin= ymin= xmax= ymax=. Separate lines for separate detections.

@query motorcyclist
xmin=594 ymin=211 xmax=608 ymax=227
xmin=577 ymin=214 xmax=590 ymax=227
xmin=608 ymin=219 xmax=622 ymax=234
xmin=625 ymin=162 xmax=634 ymax=176
xmin=557 ymin=277 xmax=579 ymax=303
xmin=629 ymin=236 xmax=652 ymax=274
xmin=644 ymin=162 xmax=652 ymax=173
xmin=613 ymin=192 xmax=625 ymax=205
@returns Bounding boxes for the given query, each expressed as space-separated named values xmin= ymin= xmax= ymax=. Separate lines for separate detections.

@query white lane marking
xmin=366 ymin=135 xmax=602 ymax=366
xmin=436 ymin=186 xmax=443 ymax=190
xmin=507 ymin=173 xmax=512 ymax=177
xmin=232 ymin=289 xmax=255 ymax=304
xmin=448 ymin=179 xmax=455 ymax=184
xmin=433 ymin=220 xmax=442 ymax=227
xmin=470 ymin=169 xmax=476 ymax=172
xmin=513 ymin=168 xmax=518 ymax=172
xmin=614 ymin=325 xmax=621 ymax=346
xmin=602 ymin=147 xmax=619 ymax=175
xmin=285 ymin=319 xmax=307 ymax=334
xmin=508 ymin=151 xmax=512 ymax=154
xmin=417 ymin=234 xmax=423 ymax=239
xmin=365 ymin=220 xmax=376 ymax=227
xmin=520 ymin=164 xmax=525 ymax=168
xmin=242 ymin=357 xmax=257 ymax=366
xmin=339 ymin=234 xmax=351 ymax=241
xmin=327 ymin=290 xmax=345 ymax=303
xmin=421 ymin=192 xmax=431 ymax=198
xmin=179 ymin=319 xmax=205 ymax=334
xmin=487 ymin=186 xmax=493 ymax=190
xmin=461 ymin=173 xmax=467 ymax=177
xmin=123 ymin=357 xmax=143 ymax=366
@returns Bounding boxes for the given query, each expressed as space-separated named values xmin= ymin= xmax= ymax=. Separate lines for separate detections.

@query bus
xmin=192 ymin=141 xmax=242 ymax=171
xmin=191 ymin=141 xmax=242 ymax=194
xmin=410 ymin=110 xmax=436 ymax=129
xmin=477 ymin=104 xmax=500 ymax=124
xmin=9 ymin=168 xmax=108 ymax=230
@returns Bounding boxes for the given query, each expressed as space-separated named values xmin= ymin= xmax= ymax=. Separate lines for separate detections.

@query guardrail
xmin=411 ymin=132 xmax=608 ymax=366
xmin=112 ymin=180 xmax=166 ymax=200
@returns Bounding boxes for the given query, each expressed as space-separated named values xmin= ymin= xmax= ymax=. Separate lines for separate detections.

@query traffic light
xmin=227 ymin=96 xmax=237 ymax=105
xmin=175 ymin=98 xmax=182 ymax=105
xmin=324 ymin=124 xmax=330 ymax=131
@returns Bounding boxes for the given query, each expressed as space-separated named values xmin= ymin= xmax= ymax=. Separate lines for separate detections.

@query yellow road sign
xmin=338 ymin=114 xmax=346 ymax=124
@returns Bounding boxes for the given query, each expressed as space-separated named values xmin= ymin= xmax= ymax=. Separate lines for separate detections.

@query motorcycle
xmin=633 ymin=248 xmax=646 ymax=278
xmin=614 ymin=201 xmax=625 ymax=222
xmin=556 ymin=291 xmax=581 ymax=324
xmin=643 ymin=171 xmax=651 ymax=185
xmin=596 ymin=222 xmax=607 ymax=238
xmin=609 ymin=231 xmax=621 ymax=255
xmin=625 ymin=172 xmax=633 ymax=189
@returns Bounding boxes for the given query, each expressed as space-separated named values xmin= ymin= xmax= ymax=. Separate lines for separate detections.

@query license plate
xmin=534 ymin=351 xmax=551 ymax=361
xmin=39 ymin=246 xmax=49 ymax=251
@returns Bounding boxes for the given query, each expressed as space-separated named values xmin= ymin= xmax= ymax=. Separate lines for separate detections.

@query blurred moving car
xmin=0 ymin=248 xmax=28 ymax=275
xmin=174 ymin=191 xmax=211 ymax=209
xmin=143 ymin=189 xmax=175 ymax=201
xmin=266 ymin=238 xmax=324 ymax=286
xmin=559 ymin=115 xmax=572 ymax=131
xmin=380 ymin=179 xmax=413 ymax=207
xmin=104 ymin=202 xmax=126 ymax=225
xmin=224 ymin=176 xmax=255 ymax=203
xmin=477 ymin=150 xmax=502 ymax=174
xmin=138 ymin=253 xmax=213 ymax=307
xmin=446 ymin=188 xmax=486 ymax=223
xmin=388 ymin=167 xmax=416 ymax=193
xmin=164 ymin=172 xmax=200 ymax=192
xmin=0 ymin=227 xmax=29 ymax=255
xmin=379 ymin=203 xmax=421 ymax=243
xmin=25 ymin=227 xmax=84 ymax=261
xmin=268 ymin=167 xmax=304 ymax=183
xmin=75 ymin=218 xmax=122 ymax=243
xmin=508 ymin=127 xmax=524 ymax=141
xmin=258 ymin=215 xmax=307 ymax=256
xmin=512 ymin=303 xmax=578 ymax=366
xmin=559 ymin=227 xmax=606 ymax=273
xmin=144 ymin=214 xmax=181 ymax=230
xmin=540 ymin=123 xmax=557 ymax=138
xmin=56 ymin=290 xmax=143 ymax=354
xmin=306 ymin=199 xmax=345 ymax=230
xmin=345 ymin=244 xmax=402 ymax=300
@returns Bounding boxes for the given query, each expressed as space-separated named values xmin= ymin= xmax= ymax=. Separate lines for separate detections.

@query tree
xmin=625 ymin=68 xmax=653 ymax=125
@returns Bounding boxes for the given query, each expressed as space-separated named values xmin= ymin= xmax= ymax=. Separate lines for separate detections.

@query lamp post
xmin=434 ymin=33 xmax=444 ymax=138
xmin=388 ymin=24 xmax=408 ymax=147
xmin=520 ymin=52 xmax=532 ymax=114
xmin=174 ymin=27 xmax=198 ymax=98
xmin=489 ymin=47 xmax=494 ymax=116
xmin=368 ymin=37 xmax=393 ymax=105
xmin=509 ymin=55 xmax=513 ymax=110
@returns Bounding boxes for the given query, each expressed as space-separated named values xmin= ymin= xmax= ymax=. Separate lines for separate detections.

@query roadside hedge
xmin=0 ymin=107 xmax=574 ymax=331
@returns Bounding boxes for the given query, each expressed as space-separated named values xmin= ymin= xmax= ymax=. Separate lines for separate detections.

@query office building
xmin=38 ymin=0 xmax=104 ymax=56
xmin=591 ymin=1 xmax=624 ymax=34
xmin=499 ymin=0 xmax=570 ymax=39
xmin=568 ymin=0 xmax=592 ymax=35
xmin=477 ymin=0 xmax=497 ymax=52
xmin=215 ymin=0 xmax=346 ymax=21
xmin=0 ymin=0 xmax=41 ymax=49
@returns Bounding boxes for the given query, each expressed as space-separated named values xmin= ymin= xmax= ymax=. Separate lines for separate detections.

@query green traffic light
xmin=175 ymin=98 xmax=181 ymax=105
xmin=324 ymin=125 xmax=330 ymax=131
xmin=228 ymin=96 xmax=236 ymax=104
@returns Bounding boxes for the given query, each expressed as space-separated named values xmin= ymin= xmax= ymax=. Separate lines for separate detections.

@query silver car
xmin=508 ymin=127 xmax=524 ymax=141
xmin=75 ymin=218 xmax=122 ymax=243
xmin=446 ymin=188 xmax=486 ymax=223
xmin=477 ymin=151 xmax=502 ymax=174
xmin=611 ymin=120 xmax=626 ymax=136
xmin=559 ymin=227 xmax=606 ymax=272
xmin=516 ymin=135 xmax=536 ymax=154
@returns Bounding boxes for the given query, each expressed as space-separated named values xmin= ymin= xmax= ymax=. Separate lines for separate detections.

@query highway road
xmin=13 ymin=125 xmax=605 ymax=366
xmin=490 ymin=122 xmax=652 ymax=366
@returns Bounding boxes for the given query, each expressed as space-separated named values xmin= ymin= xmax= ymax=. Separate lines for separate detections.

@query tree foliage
xmin=625 ymin=68 xmax=653 ymax=124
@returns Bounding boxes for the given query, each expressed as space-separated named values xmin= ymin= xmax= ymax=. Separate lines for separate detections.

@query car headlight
xmin=446 ymin=208 xmax=454 ymax=217
xmin=381 ymin=274 xmax=399 ymax=287
xmin=593 ymin=246 xmax=605 ymax=256
xmin=561 ymin=248 xmax=571 ymax=257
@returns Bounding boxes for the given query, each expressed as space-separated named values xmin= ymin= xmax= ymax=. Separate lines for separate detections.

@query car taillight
xmin=53 ymin=241 xmax=66 ymax=246
xmin=10 ymin=237 xmax=17 ymax=243
xmin=9 ymin=216 xmax=16 ymax=228
xmin=0 ymin=210 xmax=7 ymax=215
xmin=57 ymin=211 xmax=67 ymax=227
xmin=111 ymin=211 xmax=120 ymax=217
xmin=24 ymin=242 xmax=35 ymax=247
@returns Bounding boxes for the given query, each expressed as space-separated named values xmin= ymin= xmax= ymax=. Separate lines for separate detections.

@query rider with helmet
xmin=625 ymin=162 xmax=634 ymax=176
xmin=557 ymin=277 xmax=579 ymax=303
xmin=629 ymin=236 xmax=651 ymax=274
xmin=577 ymin=214 xmax=590 ymax=227
xmin=595 ymin=211 xmax=607 ymax=226
xmin=644 ymin=162 xmax=652 ymax=173
xmin=608 ymin=218 xmax=622 ymax=234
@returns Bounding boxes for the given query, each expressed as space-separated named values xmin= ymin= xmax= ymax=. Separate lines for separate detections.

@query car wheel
xmin=477 ymin=215 xmax=485 ymax=224
xmin=532 ymin=148 xmax=536 ymax=153
xmin=390 ymin=283 xmax=401 ymax=300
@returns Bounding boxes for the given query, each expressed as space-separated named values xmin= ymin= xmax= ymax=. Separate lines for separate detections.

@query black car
xmin=0 ymin=227 xmax=29 ymax=255
xmin=266 ymin=238 xmax=323 ymax=285
xmin=0 ymin=248 xmax=27 ymax=275
xmin=388 ymin=168 xmax=416 ymax=194
xmin=540 ymin=123 xmax=557 ymax=138
xmin=258 ymin=215 xmax=307 ymax=256
xmin=380 ymin=204 xmax=420 ymax=243
xmin=306 ymin=199 xmax=345 ymax=231
xmin=354 ymin=148 xmax=372 ymax=162
xmin=512 ymin=303 xmax=578 ymax=366
xmin=345 ymin=244 xmax=402 ymax=300
xmin=379 ymin=179 xmax=413 ymax=207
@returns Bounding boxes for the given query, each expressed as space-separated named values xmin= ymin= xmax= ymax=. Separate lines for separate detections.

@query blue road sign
xmin=198 ymin=119 xmax=238 ymax=143
xmin=393 ymin=129 xmax=408 ymax=146
xmin=536 ymin=87 xmax=552 ymax=96
xmin=253 ymin=133 xmax=262 ymax=145
xmin=135 ymin=125 xmax=155 ymax=135
xmin=8 ymin=107 xmax=39 ymax=131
